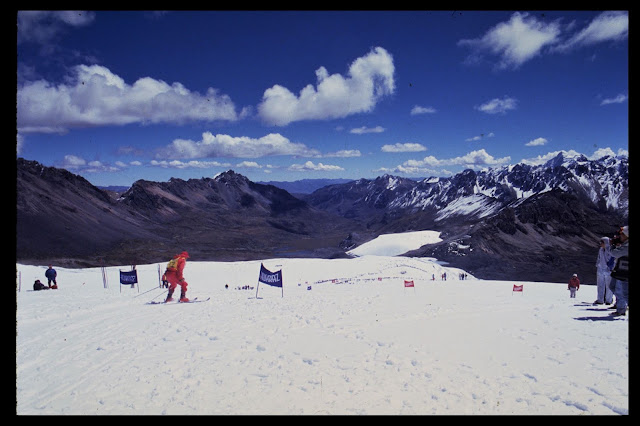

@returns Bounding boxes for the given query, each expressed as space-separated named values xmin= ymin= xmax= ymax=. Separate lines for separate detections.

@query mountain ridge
xmin=16 ymin=153 xmax=627 ymax=283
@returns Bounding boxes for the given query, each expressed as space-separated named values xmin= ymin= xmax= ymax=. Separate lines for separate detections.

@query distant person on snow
xmin=45 ymin=265 xmax=57 ymax=289
xmin=594 ymin=237 xmax=614 ymax=305
xmin=568 ymin=273 xmax=580 ymax=298
xmin=33 ymin=279 xmax=49 ymax=291
xmin=164 ymin=251 xmax=190 ymax=302
xmin=609 ymin=226 xmax=629 ymax=316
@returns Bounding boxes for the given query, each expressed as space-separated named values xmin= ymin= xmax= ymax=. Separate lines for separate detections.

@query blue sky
xmin=17 ymin=10 xmax=628 ymax=187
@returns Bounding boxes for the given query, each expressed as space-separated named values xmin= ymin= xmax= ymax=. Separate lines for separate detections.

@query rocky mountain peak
xmin=16 ymin=154 xmax=628 ymax=283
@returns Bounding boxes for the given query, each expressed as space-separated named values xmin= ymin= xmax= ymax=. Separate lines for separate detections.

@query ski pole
xmin=134 ymin=285 xmax=165 ymax=298
xmin=147 ymin=289 xmax=169 ymax=303
xmin=136 ymin=287 xmax=167 ymax=301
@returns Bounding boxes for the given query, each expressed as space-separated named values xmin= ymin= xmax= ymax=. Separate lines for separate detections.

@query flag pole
xmin=256 ymin=264 xmax=261 ymax=298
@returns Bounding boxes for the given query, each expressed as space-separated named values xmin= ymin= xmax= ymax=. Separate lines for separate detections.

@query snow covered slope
xmin=16 ymin=231 xmax=628 ymax=415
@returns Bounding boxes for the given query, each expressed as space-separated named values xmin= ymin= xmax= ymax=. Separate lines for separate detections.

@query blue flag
xmin=120 ymin=270 xmax=138 ymax=284
xmin=259 ymin=264 xmax=282 ymax=287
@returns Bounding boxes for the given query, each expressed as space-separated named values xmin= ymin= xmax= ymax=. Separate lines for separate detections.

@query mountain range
xmin=16 ymin=153 xmax=627 ymax=283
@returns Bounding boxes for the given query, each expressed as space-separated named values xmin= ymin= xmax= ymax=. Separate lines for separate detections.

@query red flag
xmin=404 ymin=280 xmax=415 ymax=288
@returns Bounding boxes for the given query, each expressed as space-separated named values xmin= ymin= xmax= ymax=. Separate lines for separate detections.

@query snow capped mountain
xmin=16 ymin=153 xmax=628 ymax=283
xmin=306 ymin=153 xmax=628 ymax=223
xmin=301 ymin=153 xmax=628 ymax=283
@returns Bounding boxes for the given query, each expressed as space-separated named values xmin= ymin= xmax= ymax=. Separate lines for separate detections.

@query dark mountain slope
xmin=16 ymin=158 xmax=164 ymax=266
xmin=404 ymin=189 xmax=625 ymax=283
xmin=16 ymin=160 xmax=358 ymax=267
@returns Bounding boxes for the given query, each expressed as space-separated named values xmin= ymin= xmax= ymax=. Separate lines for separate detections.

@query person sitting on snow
xmin=33 ymin=279 xmax=49 ymax=291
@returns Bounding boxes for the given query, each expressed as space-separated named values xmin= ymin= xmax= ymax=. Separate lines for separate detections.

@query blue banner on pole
xmin=120 ymin=270 xmax=138 ymax=284
xmin=259 ymin=264 xmax=282 ymax=288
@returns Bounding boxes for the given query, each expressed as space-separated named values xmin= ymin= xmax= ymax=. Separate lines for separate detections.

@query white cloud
xmin=17 ymin=64 xmax=241 ymax=133
xmin=458 ymin=11 xmax=628 ymax=69
xmin=61 ymin=154 xmax=118 ymax=173
xmin=236 ymin=161 xmax=262 ymax=168
xmin=525 ymin=137 xmax=548 ymax=147
xmin=324 ymin=150 xmax=362 ymax=158
xmin=258 ymin=47 xmax=395 ymax=126
xmin=381 ymin=143 xmax=427 ymax=153
xmin=554 ymin=11 xmax=628 ymax=52
xmin=590 ymin=147 xmax=617 ymax=160
xmin=150 ymin=159 xmax=231 ymax=169
xmin=350 ymin=126 xmax=385 ymax=134
xmin=288 ymin=161 xmax=345 ymax=172
xmin=378 ymin=165 xmax=439 ymax=176
xmin=458 ymin=12 xmax=561 ymax=69
xmin=465 ymin=132 xmax=495 ymax=142
xmin=447 ymin=149 xmax=511 ymax=167
xmin=105 ymin=157 xmax=143 ymax=169
xmin=589 ymin=147 xmax=628 ymax=160
xmin=475 ymin=96 xmax=517 ymax=114
xmin=410 ymin=105 xmax=436 ymax=115
xmin=62 ymin=154 xmax=86 ymax=168
xmin=600 ymin=93 xmax=628 ymax=105
xmin=18 ymin=11 xmax=96 ymax=45
xmin=402 ymin=149 xmax=511 ymax=169
xmin=158 ymin=132 xmax=321 ymax=160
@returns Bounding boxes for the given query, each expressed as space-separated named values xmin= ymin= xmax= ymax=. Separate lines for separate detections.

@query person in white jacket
xmin=594 ymin=236 xmax=614 ymax=305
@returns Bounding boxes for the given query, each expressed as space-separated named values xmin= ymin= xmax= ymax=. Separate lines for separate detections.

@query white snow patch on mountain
xmin=347 ymin=230 xmax=442 ymax=257
xmin=435 ymin=194 xmax=501 ymax=221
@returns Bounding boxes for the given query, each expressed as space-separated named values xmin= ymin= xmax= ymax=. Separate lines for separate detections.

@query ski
xmin=146 ymin=297 xmax=210 ymax=305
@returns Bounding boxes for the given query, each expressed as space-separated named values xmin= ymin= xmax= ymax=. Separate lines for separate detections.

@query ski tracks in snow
xmin=16 ymin=260 xmax=627 ymax=415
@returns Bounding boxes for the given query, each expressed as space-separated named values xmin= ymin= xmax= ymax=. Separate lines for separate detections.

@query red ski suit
xmin=568 ymin=276 xmax=580 ymax=290
xmin=165 ymin=253 xmax=189 ymax=294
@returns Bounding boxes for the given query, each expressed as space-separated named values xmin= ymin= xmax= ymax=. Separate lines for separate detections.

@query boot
xmin=179 ymin=290 xmax=189 ymax=303
xmin=165 ymin=289 xmax=174 ymax=303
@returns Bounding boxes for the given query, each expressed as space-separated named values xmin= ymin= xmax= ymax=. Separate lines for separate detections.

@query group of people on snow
xmin=33 ymin=265 xmax=58 ymax=291
xmin=569 ymin=225 xmax=629 ymax=316
xmin=597 ymin=225 xmax=629 ymax=316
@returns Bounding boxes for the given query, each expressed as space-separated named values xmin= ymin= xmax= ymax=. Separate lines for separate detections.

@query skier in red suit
xmin=164 ymin=251 xmax=190 ymax=302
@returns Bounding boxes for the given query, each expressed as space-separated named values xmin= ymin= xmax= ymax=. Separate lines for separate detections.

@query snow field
xmin=16 ymin=254 xmax=628 ymax=415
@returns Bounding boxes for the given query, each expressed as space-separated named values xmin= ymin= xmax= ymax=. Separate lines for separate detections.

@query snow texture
xmin=347 ymin=230 xmax=442 ymax=257
xmin=16 ymin=231 xmax=628 ymax=415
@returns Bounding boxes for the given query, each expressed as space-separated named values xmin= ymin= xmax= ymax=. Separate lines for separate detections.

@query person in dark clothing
xmin=609 ymin=226 xmax=629 ymax=316
xmin=33 ymin=280 xmax=49 ymax=291
xmin=45 ymin=265 xmax=58 ymax=289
